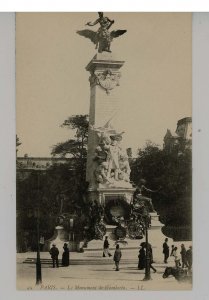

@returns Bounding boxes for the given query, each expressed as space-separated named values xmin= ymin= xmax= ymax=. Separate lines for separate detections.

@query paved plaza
xmin=17 ymin=245 xmax=192 ymax=291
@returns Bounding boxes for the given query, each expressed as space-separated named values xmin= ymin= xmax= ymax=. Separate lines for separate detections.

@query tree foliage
xmin=51 ymin=114 xmax=88 ymax=159
xmin=131 ymin=141 xmax=192 ymax=228
xmin=17 ymin=114 xmax=192 ymax=249
xmin=52 ymin=114 xmax=89 ymax=186
xmin=17 ymin=115 xmax=89 ymax=251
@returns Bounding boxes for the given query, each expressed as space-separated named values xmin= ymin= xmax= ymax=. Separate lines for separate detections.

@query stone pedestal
xmin=69 ymin=241 xmax=80 ymax=252
xmin=149 ymin=212 xmax=164 ymax=229
xmin=148 ymin=213 xmax=164 ymax=245
xmin=97 ymin=187 xmax=135 ymax=206
xmin=85 ymin=213 xmax=167 ymax=252
xmin=45 ymin=226 xmax=68 ymax=253
xmin=146 ymin=212 xmax=173 ymax=260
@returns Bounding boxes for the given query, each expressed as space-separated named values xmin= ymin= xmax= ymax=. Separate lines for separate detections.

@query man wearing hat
xmin=162 ymin=238 xmax=170 ymax=264
xmin=186 ymin=246 xmax=192 ymax=270
xmin=49 ymin=244 xmax=59 ymax=268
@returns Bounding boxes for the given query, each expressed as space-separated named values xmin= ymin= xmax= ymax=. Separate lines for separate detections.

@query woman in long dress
xmin=62 ymin=243 xmax=70 ymax=267
xmin=138 ymin=246 xmax=146 ymax=270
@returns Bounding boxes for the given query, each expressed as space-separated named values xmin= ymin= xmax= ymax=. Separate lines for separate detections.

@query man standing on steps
xmin=162 ymin=238 xmax=169 ymax=263
xmin=103 ymin=236 xmax=112 ymax=257
xmin=49 ymin=244 xmax=59 ymax=268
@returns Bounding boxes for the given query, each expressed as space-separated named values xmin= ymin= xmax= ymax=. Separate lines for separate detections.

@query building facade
xmin=164 ymin=117 xmax=192 ymax=152
xmin=17 ymin=155 xmax=71 ymax=180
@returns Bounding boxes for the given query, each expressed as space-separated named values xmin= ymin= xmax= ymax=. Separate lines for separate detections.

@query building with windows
xmin=163 ymin=117 xmax=192 ymax=152
xmin=16 ymin=155 xmax=71 ymax=180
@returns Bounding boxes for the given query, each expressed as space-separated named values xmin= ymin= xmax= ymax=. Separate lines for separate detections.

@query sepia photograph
xmin=15 ymin=12 xmax=192 ymax=291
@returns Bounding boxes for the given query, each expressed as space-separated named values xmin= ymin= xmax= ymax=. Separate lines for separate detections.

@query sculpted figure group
xmin=91 ymin=123 xmax=130 ymax=185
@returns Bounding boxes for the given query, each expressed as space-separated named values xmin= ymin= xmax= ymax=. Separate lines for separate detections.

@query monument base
xmin=88 ymin=186 xmax=135 ymax=224
xmin=45 ymin=226 xmax=69 ymax=253
xmin=149 ymin=212 xmax=164 ymax=229
xmin=84 ymin=212 xmax=170 ymax=252
xmin=148 ymin=212 xmax=166 ymax=247
xmin=88 ymin=186 xmax=135 ymax=204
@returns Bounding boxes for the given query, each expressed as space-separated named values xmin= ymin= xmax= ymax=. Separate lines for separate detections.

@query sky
xmin=16 ymin=12 xmax=192 ymax=157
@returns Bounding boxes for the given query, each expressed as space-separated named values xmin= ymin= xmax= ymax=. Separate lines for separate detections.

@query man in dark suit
xmin=186 ymin=246 xmax=192 ymax=270
xmin=49 ymin=244 xmax=59 ymax=268
xmin=163 ymin=238 xmax=169 ymax=263
xmin=180 ymin=244 xmax=188 ymax=268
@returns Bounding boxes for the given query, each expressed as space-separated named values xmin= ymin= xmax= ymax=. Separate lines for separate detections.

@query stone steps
xmin=23 ymin=257 xmax=137 ymax=265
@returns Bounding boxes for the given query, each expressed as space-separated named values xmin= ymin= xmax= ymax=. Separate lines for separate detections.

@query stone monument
xmin=78 ymin=13 xmax=135 ymax=228
xmin=48 ymin=13 xmax=165 ymax=252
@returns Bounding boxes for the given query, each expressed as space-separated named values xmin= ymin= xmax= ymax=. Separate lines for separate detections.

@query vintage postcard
xmin=16 ymin=12 xmax=192 ymax=291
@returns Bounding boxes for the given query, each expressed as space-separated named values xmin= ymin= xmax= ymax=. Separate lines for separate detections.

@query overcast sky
xmin=16 ymin=12 xmax=192 ymax=157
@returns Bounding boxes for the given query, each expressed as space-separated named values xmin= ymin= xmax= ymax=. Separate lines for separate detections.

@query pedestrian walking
xmin=172 ymin=246 xmax=181 ymax=268
xmin=162 ymin=238 xmax=169 ymax=263
xmin=103 ymin=236 xmax=112 ymax=257
xmin=62 ymin=243 xmax=70 ymax=267
xmin=113 ymin=244 xmax=122 ymax=271
xmin=186 ymin=246 xmax=192 ymax=270
xmin=49 ymin=244 xmax=59 ymax=268
xmin=180 ymin=244 xmax=188 ymax=268
xmin=138 ymin=245 xmax=146 ymax=270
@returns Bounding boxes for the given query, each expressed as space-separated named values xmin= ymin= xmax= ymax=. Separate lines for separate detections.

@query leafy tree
xmin=52 ymin=114 xmax=89 ymax=188
xmin=16 ymin=115 xmax=89 ymax=251
xmin=17 ymin=170 xmax=57 ymax=251
xmin=131 ymin=141 xmax=192 ymax=233
xmin=51 ymin=114 xmax=88 ymax=158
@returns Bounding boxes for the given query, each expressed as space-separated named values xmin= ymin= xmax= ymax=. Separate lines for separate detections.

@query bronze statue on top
xmin=77 ymin=12 xmax=127 ymax=53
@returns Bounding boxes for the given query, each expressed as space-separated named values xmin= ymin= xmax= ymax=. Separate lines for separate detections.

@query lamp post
xmin=35 ymin=170 xmax=42 ymax=285
xmin=143 ymin=207 xmax=151 ymax=281
xmin=35 ymin=207 xmax=42 ymax=284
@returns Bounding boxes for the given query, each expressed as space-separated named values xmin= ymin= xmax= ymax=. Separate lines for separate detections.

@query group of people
xmin=49 ymin=243 xmax=70 ymax=268
xmin=49 ymin=236 xmax=122 ymax=272
xmin=103 ymin=236 xmax=192 ymax=273
xmin=49 ymin=236 xmax=192 ymax=273
xmin=103 ymin=236 xmax=157 ymax=272
xmin=103 ymin=236 xmax=122 ymax=271
xmin=163 ymin=238 xmax=192 ymax=270
xmin=94 ymin=134 xmax=131 ymax=184
xmin=138 ymin=242 xmax=157 ymax=273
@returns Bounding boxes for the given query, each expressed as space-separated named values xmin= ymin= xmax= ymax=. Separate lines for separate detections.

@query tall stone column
xmin=85 ymin=52 xmax=135 ymax=223
xmin=86 ymin=53 xmax=124 ymax=186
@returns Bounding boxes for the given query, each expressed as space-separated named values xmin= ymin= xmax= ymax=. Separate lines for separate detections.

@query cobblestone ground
xmin=16 ymin=249 xmax=192 ymax=291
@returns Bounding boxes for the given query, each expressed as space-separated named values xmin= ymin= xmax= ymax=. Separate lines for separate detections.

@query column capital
xmin=86 ymin=53 xmax=124 ymax=73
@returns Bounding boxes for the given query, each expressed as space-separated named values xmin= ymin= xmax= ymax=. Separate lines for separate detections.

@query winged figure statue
xmin=77 ymin=12 xmax=127 ymax=53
